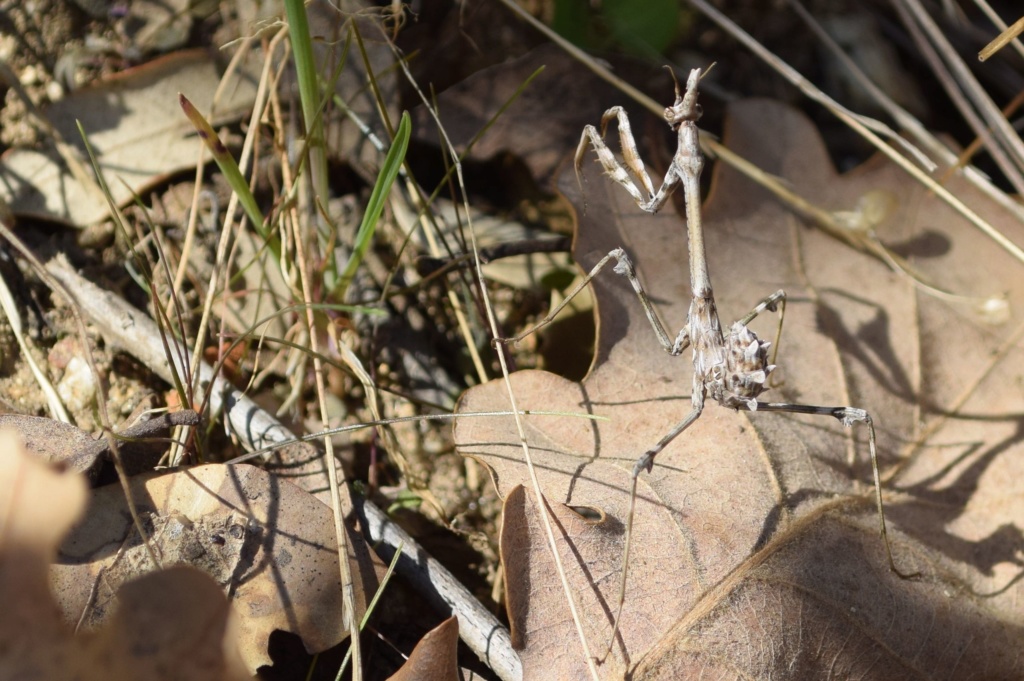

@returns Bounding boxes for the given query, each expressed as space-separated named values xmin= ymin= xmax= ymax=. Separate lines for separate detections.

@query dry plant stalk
xmin=505 ymin=67 xmax=918 ymax=659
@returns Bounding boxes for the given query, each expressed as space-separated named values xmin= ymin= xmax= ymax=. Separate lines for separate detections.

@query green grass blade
xmin=283 ymin=0 xmax=329 ymax=205
xmin=332 ymin=111 xmax=411 ymax=300
xmin=178 ymin=94 xmax=281 ymax=261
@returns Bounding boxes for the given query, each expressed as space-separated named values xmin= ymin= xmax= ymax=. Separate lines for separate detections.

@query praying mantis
xmin=499 ymin=66 xmax=916 ymax=658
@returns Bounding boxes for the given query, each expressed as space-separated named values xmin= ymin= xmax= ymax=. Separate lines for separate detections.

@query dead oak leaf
xmin=411 ymin=44 xmax=637 ymax=188
xmin=0 ymin=410 xmax=200 ymax=479
xmin=0 ymin=428 xmax=248 ymax=681
xmin=0 ymin=49 xmax=258 ymax=226
xmin=79 ymin=565 xmax=249 ymax=681
xmin=386 ymin=616 xmax=461 ymax=681
xmin=50 ymin=463 xmax=383 ymax=673
xmin=0 ymin=427 xmax=88 ymax=679
xmin=455 ymin=98 xmax=1024 ymax=678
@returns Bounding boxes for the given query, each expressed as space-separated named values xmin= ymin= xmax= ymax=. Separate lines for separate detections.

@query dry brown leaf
xmin=0 ymin=414 xmax=97 ymax=475
xmin=0 ymin=49 xmax=258 ymax=226
xmin=0 ymin=427 xmax=87 ymax=678
xmin=50 ymin=463 xmax=382 ymax=672
xmin=0 ymin=411 xmax=200 ymax=478
xmin=456 ymin=99 xmax=1024 ymax=678
xmin=0 ymin=3 xmax=392 ymax=226
xmin=386 ymin=616 xmax=461 ymax=681
xmin=411 ymin=44 xmax=638 ymax=188
xmin=0 ymin=428 xmax=248 ymax=681
xmin=78 ymin=565 xmax=249 ymax=681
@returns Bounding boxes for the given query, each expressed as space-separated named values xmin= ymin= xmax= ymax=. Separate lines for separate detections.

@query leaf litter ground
xmin=3 ymin=3 xmax=1024 ymax=677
